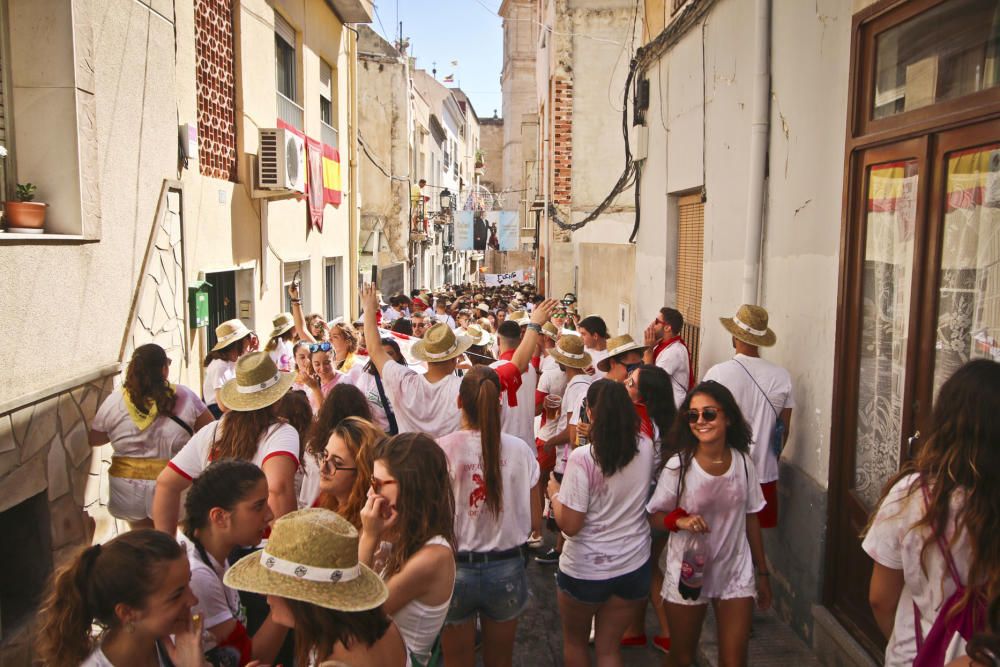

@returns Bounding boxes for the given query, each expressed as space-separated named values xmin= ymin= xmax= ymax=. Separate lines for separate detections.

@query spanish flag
xmin=322 ymin=144 xmax=342 ymax=207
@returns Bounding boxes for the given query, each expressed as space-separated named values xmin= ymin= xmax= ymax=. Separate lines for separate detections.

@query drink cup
xmin=544 ymin=394 xmax=562 ymax=421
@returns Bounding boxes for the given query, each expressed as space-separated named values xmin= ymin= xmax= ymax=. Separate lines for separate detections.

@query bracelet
xmin=291 ymin=299 xmax=302 ymax=305
xmin=525 ymin=323 xmax=542 ymax=333
xmin=662 ymin=508 xmax=689 ymax=532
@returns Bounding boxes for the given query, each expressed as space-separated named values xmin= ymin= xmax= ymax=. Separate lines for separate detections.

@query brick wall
xmin=551 ymin=77 xmax=573 ymax=207
xmin=195 ymin=0 xmax=237 ymax=181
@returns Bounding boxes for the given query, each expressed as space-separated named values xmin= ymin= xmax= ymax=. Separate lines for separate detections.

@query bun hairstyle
xmin=35 ymin=530 xmax=184 ymax=667
xmin=458 ymin=366 xmax=503 ymax=517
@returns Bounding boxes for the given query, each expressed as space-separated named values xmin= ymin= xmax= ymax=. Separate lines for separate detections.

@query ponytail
xmin=459 ymin=366 xmax=503 ymax=517
xmin=36 ymin=531 xmax=183 ymax=667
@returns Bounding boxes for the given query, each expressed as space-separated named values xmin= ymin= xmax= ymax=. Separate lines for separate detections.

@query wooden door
xmin=205 ymin=270 xmax=237 ymax=350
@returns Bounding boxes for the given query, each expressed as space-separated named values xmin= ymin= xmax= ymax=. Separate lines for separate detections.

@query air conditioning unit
xmin=258 ymin=128 xmax=306 ymax=192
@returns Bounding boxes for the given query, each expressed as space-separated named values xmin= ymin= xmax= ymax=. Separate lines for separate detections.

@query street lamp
xmin=440 ymin=188 xmax=452 ymax=211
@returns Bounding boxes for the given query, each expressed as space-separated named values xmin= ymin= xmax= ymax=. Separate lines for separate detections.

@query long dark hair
xmin=372 ymin=434 xmax=456 ymax=577
xmin=36 ymin=530 xmax=184 ymax=667
xmin=287 ymin=599 xmax=391 ymax=666
xmin=123 ymin=344 xmax=176 ymax=416
xmin=869 ymin=359 xmax=1000 ymax=612
xmin=183 ymin=460 xmax=266 ymax=562
xmin=366 ymin=338 xmax=402 ymax=376
xmin=587 ymin=379 xmax=640 ymax=476
xmin=307 ymin=384 xmax=373 ymax=459
xmin=277 ymin=389 xmax=313 ymax=463
xmin=213 ymin=407 xmax=285 ymax=462
xmin=665 ymin=380 xmax=752 ymax=499
xmin=635 ymin=364 xmax=677 ymax=447
xmin=458 ymin=366 xmax=503 ymax=517
xmin=203 ymin=335 xmax=252 ymax=366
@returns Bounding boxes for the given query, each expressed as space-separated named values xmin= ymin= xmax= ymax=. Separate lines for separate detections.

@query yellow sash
xmin=123 ymin=384 xmax=177 ymax=431
xmin=108 ymin=456 xmax=169 ymax=480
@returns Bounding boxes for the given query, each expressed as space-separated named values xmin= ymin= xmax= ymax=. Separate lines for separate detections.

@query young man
xmin=382 ymin=295 xmax=405 ymax=324
xmin=411 ymin=312 xmax=431 ymax=338
xmin=643 ymin=306 xmax=693 ymax=408
xmin=361 ymin=284 xmax=555 ymax=439
xmin=703 ymin=304 xmax=794 ymax=530
xmin=577 ymin=315 xmax=610 ymax=379
xmin=597 ymin=334 xmax=647 ymax=383
xmin=434 ymin=299 xmax=457 ymax=329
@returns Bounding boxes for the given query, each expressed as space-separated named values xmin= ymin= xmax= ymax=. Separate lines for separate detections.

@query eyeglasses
xmin=370 ymin=476 xmax=398 ymax=495
xmin=321 ymin=455 xmax=357 ymax=474
xmin=309 ymin=342 xmax=333 ymax=353
xmin=686 ymin=407 xmax=721 ymax=424
xmin=653 ymin=318 xmax=667 ymax=326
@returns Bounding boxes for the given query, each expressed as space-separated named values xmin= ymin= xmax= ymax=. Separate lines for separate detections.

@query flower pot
xmin=4 ymin=201 xmax=47 ymax=232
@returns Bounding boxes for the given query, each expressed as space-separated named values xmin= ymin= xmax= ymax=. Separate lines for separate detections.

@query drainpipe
xmin=348 ymin=26 xmax=360 ymax=318
xmin=541 ymin=82 xmax=550 ymax=294
xmin=740 ymin=0 xmax=771 ymax=305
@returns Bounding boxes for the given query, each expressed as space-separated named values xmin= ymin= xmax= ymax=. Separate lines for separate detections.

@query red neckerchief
xmin=634 ymin=402 xmax=654 ymax=439
xmin=657 ymin=335 xmax=695 ymax=390
xmin=496 ymin=350 xmax=520 ymax=407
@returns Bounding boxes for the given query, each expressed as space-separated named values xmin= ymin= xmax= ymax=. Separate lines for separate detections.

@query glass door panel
xmin=934 ymin=142 xmax=1000 ymax=395
xmin=853 ymin=159 xmax=919 ymax=509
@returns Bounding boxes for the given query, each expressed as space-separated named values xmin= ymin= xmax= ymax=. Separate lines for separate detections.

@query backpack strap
xmin=373 ymin=371 xmax=399 ymax=435
xmin=165 ymin=412 xmax=194 ymax=437
xmin=733 ymin=359 xmax=781 ymax=421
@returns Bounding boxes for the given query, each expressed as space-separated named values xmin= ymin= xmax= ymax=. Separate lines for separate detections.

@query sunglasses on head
xmin=309 ymin=342 xmax=333 ymax=353
xmin=686 ymin=407 xmax=721 ymax=424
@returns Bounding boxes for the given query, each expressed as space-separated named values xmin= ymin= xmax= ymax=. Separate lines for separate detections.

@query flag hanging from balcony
xmin=322 ymin=144 xmax=342 ymax=207
xmin=305 ymin=137 xmax=325 ymax=231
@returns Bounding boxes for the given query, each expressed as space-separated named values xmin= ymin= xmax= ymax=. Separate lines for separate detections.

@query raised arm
xmin=361 ymin=283 xmax=392 ymax=375
xmin=289 ymin=283 xmax=318 ymax=344
xmin=509 ymin=299 xmax=558 ymax=373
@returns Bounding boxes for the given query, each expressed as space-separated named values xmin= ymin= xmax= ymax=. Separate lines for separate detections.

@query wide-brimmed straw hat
xmin=224 ymin=508 xmax=387 ymax=612
xmin=476 ymin=302 xmax=490 ymax=314
xmin=465 ymin=323 xmax=493 ymax=347
xmin=211 ymin=319 xmax=253 ymax=352
xmin=508 ymin=310 xmax=531 ymax=326
xmin=597 ymin=334 xmax=648 ymax=372
xmin=549 ymin=334 xmax=592 ymax=369
xmin=217 ymin=352 xmax=295 ymax=412
xmin=411 ymin=323 xmax=474 ymax=363
xmin=541 ymin=322 xmax=559 ymax=341
xmin=268 ymin=312 xmax=295 ymax=340
xmin=720 ymin=304 xmax=777 ymax=347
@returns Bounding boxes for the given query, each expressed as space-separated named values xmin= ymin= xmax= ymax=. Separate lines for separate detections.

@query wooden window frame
xmin=0 ymin=0 xmax=15 ymax=202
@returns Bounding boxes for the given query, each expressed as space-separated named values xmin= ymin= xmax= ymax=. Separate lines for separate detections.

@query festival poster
xmin=455 ymin=211 xmax=474 ymax=251
xmin=487 ymin=211 xmax=520 ymax=251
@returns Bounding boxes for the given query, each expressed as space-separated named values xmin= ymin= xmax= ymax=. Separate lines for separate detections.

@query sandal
xmin=652 ymin=636 xmax=672 ymax=653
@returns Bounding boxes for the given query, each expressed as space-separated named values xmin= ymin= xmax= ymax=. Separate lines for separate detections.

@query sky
xmin=371 ymin=0 xmax=504 ymax=121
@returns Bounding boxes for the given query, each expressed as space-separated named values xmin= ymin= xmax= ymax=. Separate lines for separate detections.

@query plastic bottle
xmin=678 ymin=533 xmax=708 ymax=601
xmin=576 ymin=398 xmax=589 ymax=447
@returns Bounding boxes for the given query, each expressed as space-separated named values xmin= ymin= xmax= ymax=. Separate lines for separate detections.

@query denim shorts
xmin=445 ymin=557 xmax=529 ymax=625
xmin=557 ymin=557 xmax=652 ymax=604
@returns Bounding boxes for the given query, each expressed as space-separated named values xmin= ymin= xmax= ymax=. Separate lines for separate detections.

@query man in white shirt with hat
xmin=703 ymin=304 xmax=794 ymax=530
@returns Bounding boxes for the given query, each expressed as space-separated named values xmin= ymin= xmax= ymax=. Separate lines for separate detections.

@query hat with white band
xmin=216 ymin=351 xmax=295 ymax=412
xmin=465 ymin=323 xmax=493 ymax=347
xmin=224 ymin=508 xmax=388 ymax=612
xmin=597 ymin=334 xmax=648 ymax=372
xmin=211 ymin=318 xmax=254 ymax=352
xmin=549 ymin=333 xmax=593 ymax=369
xmin=719 ymin=304 xmax=777 ymax=347
xmin=411 ymin=322 xmax=474 ymax=363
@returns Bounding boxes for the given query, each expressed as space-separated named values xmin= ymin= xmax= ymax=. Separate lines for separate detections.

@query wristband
xmin=291 ymin=299 xmax=302 ymax=305
xmin=525 ymin=323 xmax=542 ymax=333
xmin=662 ymin=508 xmax=689 ymax=532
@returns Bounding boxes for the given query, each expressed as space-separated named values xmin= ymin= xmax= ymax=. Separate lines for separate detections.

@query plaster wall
xmin=479 ymin=120 xmax=505 ymax=193
xmin=500 ymin=0 xmax=537 ymax=195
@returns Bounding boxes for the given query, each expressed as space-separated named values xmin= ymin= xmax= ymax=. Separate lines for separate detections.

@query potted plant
xmin=5 ymin=183 xmax=47 ymax=233
xmin=474 ymin=149 xmax=485 ymax=169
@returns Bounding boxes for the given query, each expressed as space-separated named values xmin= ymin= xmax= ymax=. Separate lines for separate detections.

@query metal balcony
xmin=321 ymin=121 xmax=339 ymax=149
xmin=277 ymin=92 xmax=304 ymax=132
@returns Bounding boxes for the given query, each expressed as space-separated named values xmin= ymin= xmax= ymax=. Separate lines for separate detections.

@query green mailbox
xmin=188 ymin=280 xmax=212 ymax=328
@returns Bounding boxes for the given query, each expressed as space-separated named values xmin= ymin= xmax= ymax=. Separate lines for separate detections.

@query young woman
xmin=646 ymin=380 xmax=771 ymax=667
xmin=360 ymin=433 xmax=458 ymax=665
xmin=89 ymin=344 xmax=213 ymax=529
xmin=865 ymin=359 xmax=1000 ymax=666
xmin=36 ymin=530 xmax=203 ymax=667
xmin=436 ymin=366 xmax=540 ymax=667
xmin=153 ymin=352 xmax=300 ymax=536
xmin=546 ymin=379 xmax=656 ymax=667
xmin=329 ymin=321 xmax=361 ymax=373
xmin=313 ymin=416 xmax=381 ymax=526
xmin=203 ymin=319 xmax=257 ymax=418
xmin=224 ymin=508 xmax=407 ymax=667
xmin=181 ymin=460 xmax=288 ymax=665
xmin=311 ymin=343 xmax=343 ymax=404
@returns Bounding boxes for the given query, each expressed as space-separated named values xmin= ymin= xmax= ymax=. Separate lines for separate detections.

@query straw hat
xmin=268 ymin=312 xmax=295 ymax=340
xmin=211 ymin=318 xmax=253 ymax=352
xmin=720 ymin=304 xmax=777 ymax=347
xmin=224 ymin=508 xmax=388 ymax=612
xmin=465 ymin=323 xmax=493 ymax=347
xmin=216 ymin=351 xmax=295 ymax=412
xmin=509 ymin=310 xmax=531 ymax=326
xmin=597 ymin=334 xmax=648 ymax=372
xmin=476 ymin=302 xmax=490 ymax=314
xmin=411 ymin=323 xmax=474 ymax=363
xmin=549 ymin=334 xmax=592 ymax=369
xmin=541 ymin=322 xmax=559 ymax=341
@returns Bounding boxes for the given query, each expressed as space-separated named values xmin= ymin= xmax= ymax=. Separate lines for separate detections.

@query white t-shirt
xmin=269 ymin=338 xmax=296 ymax=373
xmin=341 ymin=365 xmax=392 ymax=432
xmin=203 ymin=358 xmax=235 ymax=406
xmin=556 ymin=374 xmax=592 ymax=474
xmin=168 ymin=421 xmax=300 ymax=480
xmin=92 ymin=385 xmax=206 ymax=460
xmin=558 ymin=435 xmax=655 ymax=579
xmin=647 ymin=451 xmax=765 ymax=604
xmin=383 ymin=307 xmax=402 ymax=323
xmin=586 ymin=348 xmax=609 ymax=380
xmin=437 ymin=430 xmax=540 ymax=552
xmin=179 ymin=537 xmax=245 ymax=653
xmin=862 ymin=474 xmax=973 ymax=666
xmin=82 ymin=645 xmax=171 ymax=667
xmin=654 ymin=339 xmax=691 ymax=408
xmin=703 ymin=355 xmax=795 ymax=484
xmin=537 ymin=364 xmax=568 ymax=400
xmin=490 ymin=358 xmax=538 ymax=450
xmin=380 ymin=360 xmax=462 ymax=438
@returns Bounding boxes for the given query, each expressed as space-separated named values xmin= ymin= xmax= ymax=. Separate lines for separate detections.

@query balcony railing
xmin=321 ymin=121 xmax=339 ymax=149
xmin=277 ymin=92 xmax=304 ymax=132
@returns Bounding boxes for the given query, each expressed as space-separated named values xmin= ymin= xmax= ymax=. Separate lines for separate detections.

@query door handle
xmin=907 ymin=431 xmax=920 ymax=458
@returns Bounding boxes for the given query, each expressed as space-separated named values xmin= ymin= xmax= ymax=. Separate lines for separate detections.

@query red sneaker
xmin=620 ymin=634 xmax=647 ymax=647
xmin=652 ymin=636 xmax=672 ymax=654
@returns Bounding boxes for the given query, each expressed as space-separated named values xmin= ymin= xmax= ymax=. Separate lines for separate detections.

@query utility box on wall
xmin=188 ymin=281 xmax=211 ymax=328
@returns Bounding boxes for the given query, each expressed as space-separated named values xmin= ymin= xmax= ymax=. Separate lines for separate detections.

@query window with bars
xmin=676 ymin=192 xmax=704 ymax=378
xmin=194 ymin=0 xmax=237 ymax=181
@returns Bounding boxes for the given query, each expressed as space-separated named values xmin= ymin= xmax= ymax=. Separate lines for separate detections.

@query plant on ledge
xmin=5 ymin=182 xmax=48 ymax=233
xmin=474 ymin=149 xmax=485 ymax=168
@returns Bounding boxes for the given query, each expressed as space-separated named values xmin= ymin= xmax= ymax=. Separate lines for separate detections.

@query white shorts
xmin=108 ymin=476 xmax=156 ymax=522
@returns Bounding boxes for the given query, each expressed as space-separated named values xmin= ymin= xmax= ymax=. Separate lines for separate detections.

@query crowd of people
xmin=34 ymin=279 xmax=1000 ymax=667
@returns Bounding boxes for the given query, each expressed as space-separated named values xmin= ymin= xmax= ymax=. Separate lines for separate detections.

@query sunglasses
xmin=370 ymin=476 xmax=397 ymax=495
xmin=309 ymin=342 xmax=333 ymax=353
xmin=686 ymin=407 xmax=721 ymax=424
xmin=321 ymin=455 xmax=357 ymax=474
